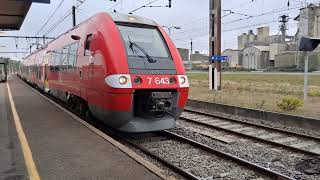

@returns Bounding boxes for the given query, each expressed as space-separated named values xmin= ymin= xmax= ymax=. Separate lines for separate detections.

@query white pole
xmin=304 ymin=53 xmax=309 ymax=101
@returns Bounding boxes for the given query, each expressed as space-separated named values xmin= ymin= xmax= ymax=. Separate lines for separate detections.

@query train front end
xmin=92 ymin=13 xmax=189 ymax=132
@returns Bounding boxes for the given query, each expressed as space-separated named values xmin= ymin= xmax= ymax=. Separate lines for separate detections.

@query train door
xmin=68 ymin=42 xmax=80 ymax=96
xmin=41 ymin=52 xmax=51 ymax=92
xmin=85 ymin=34 xmax=93 ymax=87
xmin=79 ymin=34 xmax=92 ymax=100
xmin=44 ymin=63 xmax=49 ymax=92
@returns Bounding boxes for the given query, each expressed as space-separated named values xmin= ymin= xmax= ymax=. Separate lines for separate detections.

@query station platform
xmin=0 ymin=76 xmax=166 ymax=180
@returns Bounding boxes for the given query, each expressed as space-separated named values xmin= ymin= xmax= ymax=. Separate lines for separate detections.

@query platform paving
xmin=0 ymin=82 xmax=28 ymax=180
xmin=1 ymin=76 xmax=163 ymax=180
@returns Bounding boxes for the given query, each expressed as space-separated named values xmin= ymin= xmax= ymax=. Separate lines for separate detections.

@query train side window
xmin=68 ymin=42 xmax=79 ymax=71
xmin=54 ymin=50 xmax=62 ymax=71
xmin=48 ymin=52 xmax=55 ymax=71
xmin=60 ymin=46 xmax=70 ymax=71
xmin=84 ymin=34 xmax=92 ymax=56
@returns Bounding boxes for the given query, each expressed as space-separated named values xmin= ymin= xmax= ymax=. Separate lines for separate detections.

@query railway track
xmin=122 ymin=131 xmax=294 ymax=180
xmin=181 ymin=108 xmax=320 ymax=157
xmin=18 ymin=78 xmax=310 ymax=179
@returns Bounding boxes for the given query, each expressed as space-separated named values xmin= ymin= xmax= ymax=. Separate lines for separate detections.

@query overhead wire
xmin=223 ymin=5 xmax=302 ymax=24
xmin=128 ymin=0 xmax=161 ymax=14
xmin=43 ymin=0 xmax=88 ymax=36
xmin=34 ymin=0 xmax=66 ymax=36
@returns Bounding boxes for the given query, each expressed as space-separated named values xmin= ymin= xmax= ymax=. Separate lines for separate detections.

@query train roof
xmin=23 ymin=12 xmax=158 ymax=60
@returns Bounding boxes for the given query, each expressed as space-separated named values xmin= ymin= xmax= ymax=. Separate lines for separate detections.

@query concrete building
xmin=238 ymin=33 xmax=248 ymax=50
xmin=293 ymin=4 xmax=320 ymax=71
xmin=294 ymin=4 xmax=320 ymax=38
xmin=177 ymin=48 xmax=189 ymax=62
xmin=190 ymin=51 xmax=209 ymax=63
xmin=269 ymin=43 xmax=288 ymax=62
xmin=238 ymin=27 xmax=270 ymax=50
xmin=222 ymin=49 xmax=243 ymax=67
xmin=230 ymin=4 xmax=320 ymax=71
xmin=274 ymin=51 xmax=320 ymax=71
xmin=257 ymin=27 xmax=269 ymax=42
xmin=274 ymin=51 xmax=299 ymax=68
xmin=238 ymin=30 xmax=256 ymax=50
xmin=243 ymin=46 xmax=270 ymax=69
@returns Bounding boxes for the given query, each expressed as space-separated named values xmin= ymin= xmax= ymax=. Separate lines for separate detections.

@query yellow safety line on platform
xmin=6 ymin=83 xmax=41 ymax=180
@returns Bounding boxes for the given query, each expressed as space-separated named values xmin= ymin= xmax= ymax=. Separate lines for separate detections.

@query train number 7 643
xmin=147 ymin=77 xmax=170 ymax=85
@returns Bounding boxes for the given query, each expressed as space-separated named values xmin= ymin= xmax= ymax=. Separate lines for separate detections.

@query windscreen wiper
xmin=128 ymin=36 xmax=156 ymax=63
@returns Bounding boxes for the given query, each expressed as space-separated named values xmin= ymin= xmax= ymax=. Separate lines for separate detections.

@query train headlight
xmin=178 ymin=75 xmax=189 ymax=88
xmin=119 ymin=76 xmax=128 ymax=85
xmin=105 ymin=74 xmax=132 ymax=88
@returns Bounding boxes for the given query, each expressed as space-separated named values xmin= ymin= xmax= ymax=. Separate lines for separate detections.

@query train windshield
xmin=117 ymin=25 xmax=176 ymax=74
xmin=117 ymin=25 xmax=171 ymax=58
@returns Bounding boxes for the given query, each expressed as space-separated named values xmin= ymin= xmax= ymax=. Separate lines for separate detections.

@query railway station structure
xmin=0 ymin=0 xmax=50 ymax=30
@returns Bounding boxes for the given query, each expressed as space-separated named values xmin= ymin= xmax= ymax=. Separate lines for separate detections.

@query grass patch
xmin=309 ymin=90 xmax=320 ymax=97
xmin=276 ymin=96 xmax=304 ymax=112
xmin=187 ymin=72 xmax=320 ymax=119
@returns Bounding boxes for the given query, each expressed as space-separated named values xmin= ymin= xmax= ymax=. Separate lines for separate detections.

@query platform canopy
xmin=0 ymin=0 xmax=50 ymax=31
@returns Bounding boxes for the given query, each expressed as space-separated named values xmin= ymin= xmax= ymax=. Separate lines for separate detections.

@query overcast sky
xmin=1 ymin=0 xmax=318 ymax=60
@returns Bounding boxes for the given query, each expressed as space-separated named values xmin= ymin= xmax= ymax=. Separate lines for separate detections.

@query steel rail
xmin=184 ymin=108 xmax=320 ymax=142
xmin=181 ymin=116 xmax=320 ymax=157
xmin=182 ymin=110 xmax=320 ymax=156
xmin=162 ymin=131 xmax=294 ymax=180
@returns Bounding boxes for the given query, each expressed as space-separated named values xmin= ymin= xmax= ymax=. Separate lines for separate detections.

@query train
xmin=19 ymin=12 xmax=189 ymax=132
xmin=0 ymin=59 xmax=8 ymax=82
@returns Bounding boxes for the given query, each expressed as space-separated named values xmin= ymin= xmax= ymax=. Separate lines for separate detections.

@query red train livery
xmin=19 ymin=12 xmax=189 ymax=132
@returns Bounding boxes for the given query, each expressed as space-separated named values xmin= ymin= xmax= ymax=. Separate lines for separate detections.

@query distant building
xmin=222 ymin=49 xmax=243 ymax=67
xmin=190 ymin=51 xmax=209 ymax=63
xmin=275 ymin=51 xmax=320 ymax=71
xmin=269 ymin=43 xmax=288 ymax=67
xmin=243 ymin=46 xmax=270 ymax=69
xmin=274 ymin=51 xmax=300 ymax=68
xmin=293 ymin=4 xmax=320 ymax=70
xmin=177 ymin=48 xmax=189 ymax=62
xmin=257 ymin=27 xmax=269 ymax=42
xmin=238 ymin=27 xmax=271 ymax=50
xmin=294 ymin=4 xmax=320 ymax=38
xmin=229 ymin=4 xmax=320 ymax=71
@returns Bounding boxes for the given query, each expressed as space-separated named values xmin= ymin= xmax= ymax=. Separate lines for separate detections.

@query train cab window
xmin=60 ymin=46 xmax=69 ymax=71
xmin=84 ymin=34 xmax=92 ymax=56
xmin=68 ymin=42 xmax=79 ymax=70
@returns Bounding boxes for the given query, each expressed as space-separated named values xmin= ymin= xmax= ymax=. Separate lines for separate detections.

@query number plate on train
xmin=147 ymin=77 xmax=170 ymax=85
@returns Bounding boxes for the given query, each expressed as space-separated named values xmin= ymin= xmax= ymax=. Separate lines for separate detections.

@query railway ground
xmin=0 ymin=75 xmax=167 ymax=180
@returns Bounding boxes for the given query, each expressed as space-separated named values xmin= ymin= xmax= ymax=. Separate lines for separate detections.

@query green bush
xmin=309 ymin=90 xmax=320 ymax=97
xmin=277 ymin=96 xmax=304 ymax=112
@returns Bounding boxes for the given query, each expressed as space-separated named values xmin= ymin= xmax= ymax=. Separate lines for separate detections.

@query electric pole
xmin=72 ymin=6 xmax=76 ymax=27
xmin=209 ymin=0 xmax=222 ymax=91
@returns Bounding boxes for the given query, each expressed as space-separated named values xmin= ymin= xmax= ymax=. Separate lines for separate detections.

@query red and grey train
xmin=19 ymin=12 xmax=189 ymax=132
